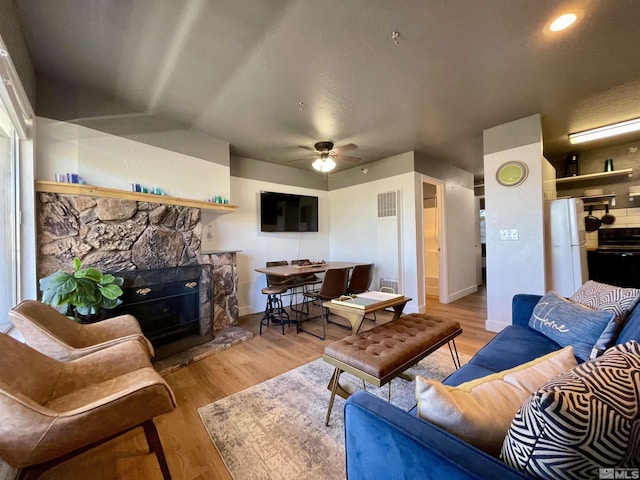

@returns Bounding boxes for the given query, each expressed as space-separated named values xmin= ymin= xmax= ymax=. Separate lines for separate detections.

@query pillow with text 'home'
xmin=501 ymin=340 xmax=640 ymax=480
xmin=570 ymin=280 xmax=640 ymax=323
xmin=528 ymin=291 xmax=617 ymax=361
xmin=415 ymin=346 xmax=577 ymax=457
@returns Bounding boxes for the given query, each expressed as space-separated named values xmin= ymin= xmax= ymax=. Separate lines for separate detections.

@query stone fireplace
xmin=36 ymin=191 xmax=239 ymax=343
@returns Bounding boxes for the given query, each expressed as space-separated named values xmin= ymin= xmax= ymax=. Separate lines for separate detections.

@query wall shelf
xmin=556 ymin=168 xmax=633 ymax=184
xmin=35 ymin=181 xmax=238 ymax=215
xmin=580 ymin=193 xmax=615 ymax=201
xmin=579 ymin=193 xmax=616 ymax=207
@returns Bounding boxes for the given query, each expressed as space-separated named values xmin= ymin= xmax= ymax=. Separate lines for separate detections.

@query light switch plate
xmin=500 ymin=229 xmax=519 ymax=240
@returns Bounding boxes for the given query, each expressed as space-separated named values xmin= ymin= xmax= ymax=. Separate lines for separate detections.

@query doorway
xmin=422 ymin=179 xmax=443 ymax=303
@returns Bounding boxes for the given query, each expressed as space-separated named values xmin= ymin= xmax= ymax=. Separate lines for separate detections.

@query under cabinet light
xmin=568 ymin=117 xmax=640 ymax=144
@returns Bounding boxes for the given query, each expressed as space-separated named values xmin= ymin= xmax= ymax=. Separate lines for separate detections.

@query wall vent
xmin=377 ymin=191 xmax=397 ymax=218
xmin=379 ymin=278 xmax=400 ymax=294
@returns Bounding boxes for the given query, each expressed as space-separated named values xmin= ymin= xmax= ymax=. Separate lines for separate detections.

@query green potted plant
xmin=39 ymin=258 xmax=125 ymax=322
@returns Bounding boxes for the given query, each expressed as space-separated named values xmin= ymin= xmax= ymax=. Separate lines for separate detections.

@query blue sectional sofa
xmin=343 ymin=293 xmax=640 ymax=479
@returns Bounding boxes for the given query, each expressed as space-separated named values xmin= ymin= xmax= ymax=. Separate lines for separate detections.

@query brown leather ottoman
xmin=322 ymin=313 xmax=462 ymax=425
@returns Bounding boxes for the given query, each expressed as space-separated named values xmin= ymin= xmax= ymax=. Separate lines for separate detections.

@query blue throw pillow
xmin=528 ymin=291 xmax=617 ymax=361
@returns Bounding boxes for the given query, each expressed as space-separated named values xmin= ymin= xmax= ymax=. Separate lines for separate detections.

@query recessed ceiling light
xmin=550 ymin=13 xmax=577 ymax=31
xmin=544 ymin=10 xmax=583 ymax=34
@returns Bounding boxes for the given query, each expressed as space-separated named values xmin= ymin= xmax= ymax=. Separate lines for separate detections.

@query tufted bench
xmin=322 ymin=313 xmax=462 ymax=425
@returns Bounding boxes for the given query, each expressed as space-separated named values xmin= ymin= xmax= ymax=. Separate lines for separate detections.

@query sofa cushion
xmin=501 ymin=340 xmax=640 ymax=480
xmin=619 ymin=303 xmax=640 ymax=344
xmin=570 ymin=280 xmax=640 ymax=323
xmin=469 ymin=325 xmax=565 ymax=373
xmin=528 ymin=291 xmax=617 ymax=361
xmin=443 ymin=364 xmax=496 ymax=386
xmin=415 ymin=346 xmax=577 ymax=457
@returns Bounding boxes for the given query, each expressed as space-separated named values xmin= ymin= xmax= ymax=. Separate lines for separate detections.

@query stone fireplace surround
xmin=37 ymin=191 xmax=239 ymax=336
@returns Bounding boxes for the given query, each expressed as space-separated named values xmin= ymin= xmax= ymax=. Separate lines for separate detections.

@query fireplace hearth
xmin=105 ymin=266 xmax=213 ymax=355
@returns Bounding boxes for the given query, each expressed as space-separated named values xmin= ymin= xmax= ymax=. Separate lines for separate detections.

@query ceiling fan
xmin=288 ymin=141 xmax=360 ymax=172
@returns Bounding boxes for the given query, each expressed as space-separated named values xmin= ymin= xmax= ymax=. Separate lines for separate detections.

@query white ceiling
xmin=14 ymin=0 xmax=640 ymax=179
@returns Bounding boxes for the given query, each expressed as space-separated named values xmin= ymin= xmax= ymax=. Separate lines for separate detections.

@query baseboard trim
xmin=485 ymin=319 xmax=510 ymax=333
xmin=444 ymin=284 xmax=478 ymax=304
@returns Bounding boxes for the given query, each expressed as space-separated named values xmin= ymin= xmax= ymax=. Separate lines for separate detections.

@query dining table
xmin=254 ymin=261 xmax=364 ymax=277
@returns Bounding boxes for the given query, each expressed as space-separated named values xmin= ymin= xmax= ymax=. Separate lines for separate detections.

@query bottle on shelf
xmin=604 ymin=158 xmax=614 ymax=172
xmin=565 ymin=153 xmax=579 ymax=177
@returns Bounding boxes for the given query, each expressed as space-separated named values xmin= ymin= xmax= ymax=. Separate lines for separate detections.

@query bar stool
xmin=260 ymin=285 xmax=290 ymax=335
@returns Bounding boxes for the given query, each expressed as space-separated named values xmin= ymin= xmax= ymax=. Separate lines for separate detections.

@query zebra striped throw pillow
xmin=501 ymin=340 xmax=640 ymax=480
xmin=570 ymin=280 xmax=640 ymax=323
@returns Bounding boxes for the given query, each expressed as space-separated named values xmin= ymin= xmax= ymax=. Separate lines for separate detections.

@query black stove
xmin=588 ymin=228 xmax=640 ymax=288
xmin=598 ymin=228 xmax=640 ymax=250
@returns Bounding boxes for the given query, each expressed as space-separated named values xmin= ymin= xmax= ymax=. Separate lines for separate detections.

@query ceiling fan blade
xmin=334 ymin=154 xmax=361 ymax=163
xmin=298 ymin=145 xmax=316 ymax=152
xmin=285 ymin=155 xmax=315 ymax=163
xmin=332 ymin=143 xmax=357 ymax=153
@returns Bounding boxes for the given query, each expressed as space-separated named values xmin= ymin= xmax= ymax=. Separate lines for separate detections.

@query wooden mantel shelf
xmin=35 ymin=181 xmax=238 ymax=214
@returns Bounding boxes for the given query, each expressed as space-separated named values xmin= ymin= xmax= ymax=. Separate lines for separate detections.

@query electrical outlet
xmin=500 ymin=229 xmax=519 ymax=241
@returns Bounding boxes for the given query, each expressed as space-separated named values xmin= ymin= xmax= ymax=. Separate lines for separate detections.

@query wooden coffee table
xmin=322 ymin=291 xmax=412 ymax=334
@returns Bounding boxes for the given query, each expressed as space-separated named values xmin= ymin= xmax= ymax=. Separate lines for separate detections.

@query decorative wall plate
xmin=496 ymin=161 xmax=529 ymax=187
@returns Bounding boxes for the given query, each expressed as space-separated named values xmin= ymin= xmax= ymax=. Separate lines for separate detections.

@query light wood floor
xmin=41 ymin=287 xmax=494 ymax=480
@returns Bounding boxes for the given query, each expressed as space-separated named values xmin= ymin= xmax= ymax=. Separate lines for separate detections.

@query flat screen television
xmin=260 ymin=191 xmax=318 ymax=232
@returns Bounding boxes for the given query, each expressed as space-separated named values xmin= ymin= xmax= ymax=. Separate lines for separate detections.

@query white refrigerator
xmin=546 ymin=198 xmax=589 ymax=297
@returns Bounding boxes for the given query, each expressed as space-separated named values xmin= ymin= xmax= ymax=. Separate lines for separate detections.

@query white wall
xmin=484 ymin=141 xmax=546 ymax=331
xmin=213 ymin=176 xmax=330 ymax=316
xmin=36 ymin=117 xmax=230 ymax=200
xmin=329 ymin=172 xmax=421 ymax=313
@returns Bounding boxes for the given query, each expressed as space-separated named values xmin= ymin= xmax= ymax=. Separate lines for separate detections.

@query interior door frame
xmin=420 ymin=175 xmax=447 ymax=303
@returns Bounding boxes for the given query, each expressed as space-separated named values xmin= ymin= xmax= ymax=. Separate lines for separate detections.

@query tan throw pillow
xmin=415 ymin=346 xmax=578 ymax=456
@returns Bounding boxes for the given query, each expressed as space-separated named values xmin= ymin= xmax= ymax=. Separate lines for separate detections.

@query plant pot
xmin=73 ymin=309 xmax=103 ymax=324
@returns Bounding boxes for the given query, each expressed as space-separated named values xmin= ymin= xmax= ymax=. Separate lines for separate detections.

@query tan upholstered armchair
xmin=0 ymin=334 xmax=176 ymax=479
xmin=9 ymin=299 xmax=154 ymax=360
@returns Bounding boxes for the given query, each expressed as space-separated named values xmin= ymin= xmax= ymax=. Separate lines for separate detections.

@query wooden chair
xmin=297 ymin=268 xmax=350 ymax=340
xmin=0 ymin=334 xmax=176 ymax=479
xmin=9 ymin=300 xmax=154 ymax=361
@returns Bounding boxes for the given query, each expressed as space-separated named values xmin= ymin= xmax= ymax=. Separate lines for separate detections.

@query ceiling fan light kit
xmin=288 ymin=141 xmax=360 ymax=173
xmin=568 ymin=117 xmax=640 ymax=144
xmin=312 ymin=155 xmax=336 ymax=172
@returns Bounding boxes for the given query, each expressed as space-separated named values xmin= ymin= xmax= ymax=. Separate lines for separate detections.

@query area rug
xmin=198 ymin=348 xmax=470 ymax=480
